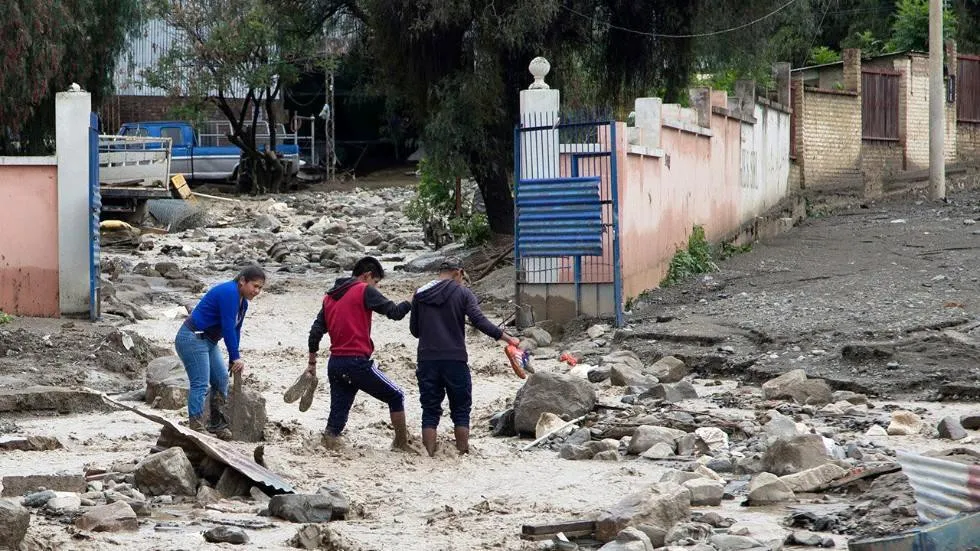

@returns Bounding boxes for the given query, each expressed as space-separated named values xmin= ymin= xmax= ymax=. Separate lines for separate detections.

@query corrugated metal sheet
xmin=848 ymin=511 xmax=980 ymax=551
xmin=516 ymin=176 xmax=603 ymax=257
xmin=896 ymin=450 xmax=980 ymax=523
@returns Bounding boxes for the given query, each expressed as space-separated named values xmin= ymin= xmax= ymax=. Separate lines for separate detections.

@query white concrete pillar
xmin=634 ymin=98 xmax=663 ymax=149
xmin=56 ymin=85 xmax=92 ymax=315
xmin=519 ymin=57 xmax=561 ymax=284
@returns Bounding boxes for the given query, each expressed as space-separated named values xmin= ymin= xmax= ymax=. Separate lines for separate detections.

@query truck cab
xmin=119 ymin=120 xmax=302 ymax=182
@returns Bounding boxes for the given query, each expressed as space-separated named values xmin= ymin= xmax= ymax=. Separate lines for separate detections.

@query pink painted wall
xmin=619 ymin=114 xmax=744 ymax=300
xmin=0 ymin=164 xmax=60 ymax=316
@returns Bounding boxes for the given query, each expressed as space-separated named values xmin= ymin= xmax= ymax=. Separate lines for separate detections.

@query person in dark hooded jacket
xmin=307 ymin=256 xmax=414 ymax=450
xmin=410 ymin=258 xmax=520 ymax=456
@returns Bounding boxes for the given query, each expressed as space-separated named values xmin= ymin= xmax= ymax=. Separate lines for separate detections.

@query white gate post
xmin=56 ymin=84 xmax=92 ymax=315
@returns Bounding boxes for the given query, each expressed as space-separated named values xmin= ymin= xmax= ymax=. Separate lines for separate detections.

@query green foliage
xmin=888 ymin=0 xmax=957 ymax=52
xmin=842 ymin=30 xmax=888 ymax=58
xmin=0 ymin=312 xmax=12 ymax=325
xmin=450 ymin=213 xmax=492 ymax=248
xmin=0 ymin=0 xmax=143 ymax=154
xmin=808 ymin=46 xmax=841 ymax=65
xmin=719 ymin=241 xmax=753 ymax=260
xmin=405 ymin=158 xmax=491 ymax=248
xmin=661 ymin=226 xmax=718 ymax=287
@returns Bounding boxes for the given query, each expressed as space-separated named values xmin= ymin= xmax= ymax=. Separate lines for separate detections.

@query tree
xmin=0 ymin=0 xmax=142 ymax=155
xmin=888 ymin=0 xmax=957 ymax=52
xmin=145 ymin=0 xmax=325 ymax=193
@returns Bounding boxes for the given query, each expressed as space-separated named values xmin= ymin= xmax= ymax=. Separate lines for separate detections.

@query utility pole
xmin=929 ymin=0 xmax=946 ymax=200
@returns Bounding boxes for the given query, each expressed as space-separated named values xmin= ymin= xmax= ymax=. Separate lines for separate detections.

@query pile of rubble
xmin=489 ymin=323 xmax=980 ymax=550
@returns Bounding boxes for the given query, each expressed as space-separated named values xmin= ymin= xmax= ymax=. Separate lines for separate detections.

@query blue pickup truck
xmin=118 ymin=120 xmax=302 ymax=182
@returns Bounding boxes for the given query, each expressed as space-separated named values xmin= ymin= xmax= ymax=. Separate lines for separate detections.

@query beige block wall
xmin=802 ymin=89 xmax=863 ymax=190
xmin=957 ymin=123 xmax=980 ymax=159
xmin=904 ymin=55 xmax=958 ymax=169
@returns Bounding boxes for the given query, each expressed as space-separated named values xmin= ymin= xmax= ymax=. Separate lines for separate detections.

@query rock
xmin=694 ymin=427 xmax=729 ymax=452
xmin=22 ymin=490 xmax=57 ymax=508
xmin=75 ymin=501 xmax=138 ymax=532
xmin=524 ymin=327 xmax=553 ymax=347
xmin=611 ymin=364 xmax=658 ymax=388
xmin=641 ymin=443 xmax=676 ymax=459
xmin=588 ymin=324 xmax=609 ymax=339
xmin=634 ymin=525 xmax=667 ymax=547
xmin=937 ymin=417 xmax=967 ymax=440
xmin=595 ymin=484 xmax=691 ymax=542
xmin=358 ymin=231 xmax=383 ymax=246
xmin=535 ymin=412 xmax=570 ymax=440
xmin=566 ymin=427 xmax=592 ymax=447
xmin=705 ymin=457 xmax=734 ymax=473
xmin=866 ymin=425 xmax=888 ymax=436
xmin=697 ymin=512 xmax=733 ymax=528
xmin=269 ymin=493 xmax=348 ymax=523
xmin=228 ymin=385 xmax=268 ymax=442
xmin=254 ymin=214 xmax=281 ymax=231
xmin=134 ymin=447 xmax=199 ymax=496
xmin=196 ymin=485 xmax=221 ymax=506
xmin=683 ymin=479 xmax=724 ymax=506
xmin=762 ymin=369 xmax=833 ymax=406
xmin=289 ymin=524 xmax=359 ymax=550
xmin=513 ymin=372 xmax=596 ymax=436
xmin=887 ymin=410 xmax=924 ymax=436
xmin=694 ymin=465 xmax=724 ymax=481
xmin=779 ymin=463 xmax=848 ymax=492
xmin=676 ymin=433 xmax=699 ymax=456
xmin=832 ymin=391 xmax=868 ymax=405
xmin=961 ymin=414 xmax=980 ymax=430
xmin=709 ymin=534 xmax=766 ymax=550
xmin=45 ymin=492 xmax=82 ymax=512
xmin=490 ymin=409 xmax=516 ymax=437
xmin=216 ymin=468 xmax=252 ymax=498
xmin=203 ymin=526 xmax=249 ymax=544
xmin=588 ymin=366 xmax=611 ymax=383
xmin=761 ymin=435 xmax=832 ymax=476
xmin=747 ymin=473 xmax=796 ymax=504
xmin=627 ymin=426 xmax=685 ymax=455
xmin=595 ymin=450 xmax=622 ymax=461
xmin=145 ymin=356 xmax=188 ymax=410
xmin=598 ymin=527 xmax=654 ymax=550
xmin=650 ymin=356 xmax=688 ymax=384
xmin=763 ymin=410 xmax=805 ymax=442
xmin=790 ymin=530 xmax=824 ymax=546
xmin=560 ymin=444 xmax=596 ymax=461
xmin=660 ymin=470 xmax=701 ymax=486
xmin=603 ymin=350 xmax=645 ymax=371
xmin=665 ymin=522 xmax=713 ymax=544
xmin=727 ymin=521 xmax=790 ymax=549
xmin=640 ymin=382 xmax=698 ymax=403
xmin=0 ymin=499 xmax=30 ymax=549
xmin=0 ymin=435 xmax=63 ymax=452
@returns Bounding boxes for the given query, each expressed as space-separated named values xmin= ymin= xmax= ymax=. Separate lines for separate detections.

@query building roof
xmin=791 ymin=50 xmax=923 ymax=73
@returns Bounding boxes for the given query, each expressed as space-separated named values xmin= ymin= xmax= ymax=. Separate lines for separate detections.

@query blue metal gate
xmin=89 ymin=113 xmax=101 ymax=321
xmin=514 ymin=114 xmax=623 ymax=326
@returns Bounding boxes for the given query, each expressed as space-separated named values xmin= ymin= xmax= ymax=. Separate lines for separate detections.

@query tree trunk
xmin=472 ymin=161 xmax=514 ymax=235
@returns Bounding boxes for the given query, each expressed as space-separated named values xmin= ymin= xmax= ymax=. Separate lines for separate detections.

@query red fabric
xmin=323 ymin=282 xmax=374 ymax=357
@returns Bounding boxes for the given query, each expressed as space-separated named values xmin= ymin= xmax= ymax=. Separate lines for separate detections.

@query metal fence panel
xmin=516 ymin=176 xmax=603 ymax=257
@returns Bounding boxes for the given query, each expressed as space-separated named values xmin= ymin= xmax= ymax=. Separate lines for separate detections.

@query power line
xmin=560 ymin=0 xmax=803 ymax=39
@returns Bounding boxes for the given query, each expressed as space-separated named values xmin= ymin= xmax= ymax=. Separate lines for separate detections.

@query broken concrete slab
xmin=75 ymin=501 xmax=138 ymax=532
xmin=145 ymin=356 xmax=188 ymax=410
xmin=0 ymin=499 xmax=30 ymax=550
xmin=762 ymin=435 xmax=832 ymax=476
xmin=595 ymin=484 xmax=691 ymax=542
xmin=0 ymin=386 xmax=107 ymax=414
xmin=513 ymin=372 xmax=597 ymax=436
xmin=1 ymin=474 xmax=87 ymax=497
xmin=134 ymin=447 xmax=199 ymax=496
xmin=649 ymin=356 xmax=688 ymax=384
xmin=779 ymin=463 xmax=848 ymax=493
xmin=0 ymin=435 xmax=63 ymax=452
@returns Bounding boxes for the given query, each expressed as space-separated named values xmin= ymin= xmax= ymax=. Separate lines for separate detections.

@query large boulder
xmin=145 ymin=356 xmax=188 ymax=410
xmin=611 ymin=364 xmax=659 ymax=387
xmin=761 ymin=369 xmax=832 ymax=406
xmin=134 ymin=447 xmax=199 ymax=496
xmin=627 ymin=426 xmax=687 ymax=455
xmin=0 ymin=499 xmax=30 ymax=549
xmin=649 ymin=356 xmax=688 ymax=384
xmin=747 ymin=473 xmax=795 ymax=504
xmin=75 ymin=501 xmax=139 ymax=532
xmin=228 ymin=385 xmax=268 ymax=442
xmin=887 ymin=410 xmax=924 ymax=436
xmin=683 ymin=479 xmax=724 ymax=506
xmin=779 ymin=463 xmax=848 ymax=493
xmin=513 ymin=372 xmax=596 ymax=435
xmin=269 ymin=490 xmax=349 ymax=523
xmin=761 ymin=435 xmax=832 ymax=476
xmin=595 ymin=484 xmax=691 ymax=542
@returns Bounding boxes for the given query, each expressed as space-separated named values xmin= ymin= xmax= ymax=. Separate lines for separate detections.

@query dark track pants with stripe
xmin=325 ymin=356 xmax=405 ymax=437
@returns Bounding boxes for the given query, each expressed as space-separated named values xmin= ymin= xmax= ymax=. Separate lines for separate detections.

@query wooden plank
xmin=861 ymin=68 xmax=902 ymax=76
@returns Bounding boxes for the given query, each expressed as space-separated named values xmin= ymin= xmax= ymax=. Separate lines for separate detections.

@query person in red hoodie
xmin=307 ymin=257 xmax=413 ymax=450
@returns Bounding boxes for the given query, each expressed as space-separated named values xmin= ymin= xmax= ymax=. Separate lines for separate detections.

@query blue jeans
xmin=325 ymin=356 xmax=404 ymax=437
xmin=416 ymin=360 xmax=472 ymax=429
xmin=175 ymin=324 xmax=228 ymax=418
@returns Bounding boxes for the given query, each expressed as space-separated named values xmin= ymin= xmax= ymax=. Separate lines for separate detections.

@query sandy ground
xmin=3 ymin=186 xmax=980 ymax=550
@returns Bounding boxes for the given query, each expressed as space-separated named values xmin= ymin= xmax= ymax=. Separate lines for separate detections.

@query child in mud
xmin=306 ymin=256 xmax=415 ymax=451
xmin=409 ymin=258 xmax=521 ymax=457
xmin=176 ymin=265 xmax=265 ymax=440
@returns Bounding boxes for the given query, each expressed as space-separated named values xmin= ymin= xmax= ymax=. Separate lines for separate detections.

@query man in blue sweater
xmin=410 ymin=258 xmax=520 ymax=456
